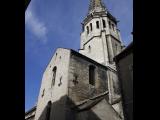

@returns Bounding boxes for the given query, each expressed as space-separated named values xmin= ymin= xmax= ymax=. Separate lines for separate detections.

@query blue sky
xmin=25 ymin=0 xmax=133 ymax=111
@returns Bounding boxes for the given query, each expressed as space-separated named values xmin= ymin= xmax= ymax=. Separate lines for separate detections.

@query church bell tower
xmin=79 ymin=0 xmax=124 ymax=67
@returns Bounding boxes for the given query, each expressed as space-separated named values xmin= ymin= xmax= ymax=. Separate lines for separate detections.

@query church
xmin=25 ymin=0 xmax=128 ymax=120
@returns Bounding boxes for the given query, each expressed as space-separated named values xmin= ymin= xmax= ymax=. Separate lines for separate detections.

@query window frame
xmin=102 ymin=19 xmax=106 ymax=28
xmin=96 ymin=21 xmax=99 ymax=29
xmin=86 ymin=26 xmax=89 ymax=34
xmin=90 ymin=23 xmax=93 ymax=31
xmin=89 ymin=65 xmax=96 ymax=86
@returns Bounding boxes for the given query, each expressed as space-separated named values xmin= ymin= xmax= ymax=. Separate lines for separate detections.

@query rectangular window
xmin=115 ymin=44 xmax=118 ymax=55
xmin=51 ymin=66 xmax=57 ymax=88
xmin=89 ymin=65 xmax=95 ymax=86
xmin=96 ymin=21 xmax=99 ymax=29
xmin=41 ymin=89 xmax=45 ymax=97
xmin=112 ymin=24 xmax=115 ymax=31
xmin=88 ymin=45 xmax=91 ymax=53
xmin=87 ymin=26 xmax=89 ymax=34
xmin=102 ymin=19 xmax=106 ymax=28
xmin=90 ymin=23 xmax=92 ymax=31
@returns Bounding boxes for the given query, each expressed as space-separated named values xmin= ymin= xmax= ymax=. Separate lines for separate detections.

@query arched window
xmin=96 ymin=21 xmax=99 ymax=29
xmin=51 ymin=66 xmax=57 ymax=88
xmin=89 ymin=65 xmax=95 ymax=86
xmin=90 ymin=23 xmax=92 ymax=31
xmin=87 ymin=26 xmax=89 ymax=34
xmin=102 ymin=19 xmax=106 ymax=28
xmin=46 ymin=101 xmax=52 ymax=120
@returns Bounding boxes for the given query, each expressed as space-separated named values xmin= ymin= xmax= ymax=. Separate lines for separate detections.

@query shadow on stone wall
xmin=38 ymin=95 xmax=102 ymax=120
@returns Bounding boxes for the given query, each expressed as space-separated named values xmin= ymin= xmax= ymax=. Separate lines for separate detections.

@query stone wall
xmin=34 ymin=48 xmax=124 ymax=120
xmin=34 ymin=48 xmax=71 ymax=120
xmin=111 ymin=36 xmax=122 ymax=56
xmin=80 ymin=36 xmax=106 ymax=64
xmin=68 ymin=52 xmax=108 ymax=103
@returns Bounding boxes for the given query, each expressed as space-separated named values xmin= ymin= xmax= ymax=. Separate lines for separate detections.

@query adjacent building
xmin=114 ymin=42 xmax=133 ymax=120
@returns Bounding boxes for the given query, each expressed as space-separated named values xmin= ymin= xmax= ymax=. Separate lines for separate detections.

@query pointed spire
xmin=88 ymin=0 xmax=107 ymax=14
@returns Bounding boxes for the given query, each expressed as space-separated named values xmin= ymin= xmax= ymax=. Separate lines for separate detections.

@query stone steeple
xmin=79 ymin=0 xmax=124 ymax=67
xmin=88 ymin=0 xmax=107 ymax=14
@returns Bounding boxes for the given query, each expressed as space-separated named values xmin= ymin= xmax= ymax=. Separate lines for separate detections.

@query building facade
xmin=114 ymin=42 xmax=133 ymax=120
xmin=25 ymin=0 xmax=130 ymax=120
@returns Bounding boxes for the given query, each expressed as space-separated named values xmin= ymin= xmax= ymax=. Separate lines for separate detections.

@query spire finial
xmin=88 ymin=0 xmax=107 ymax=14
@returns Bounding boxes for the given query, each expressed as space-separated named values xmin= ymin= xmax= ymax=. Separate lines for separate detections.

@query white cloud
xmin=25 ymin=8 xmax=47 ymax=43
